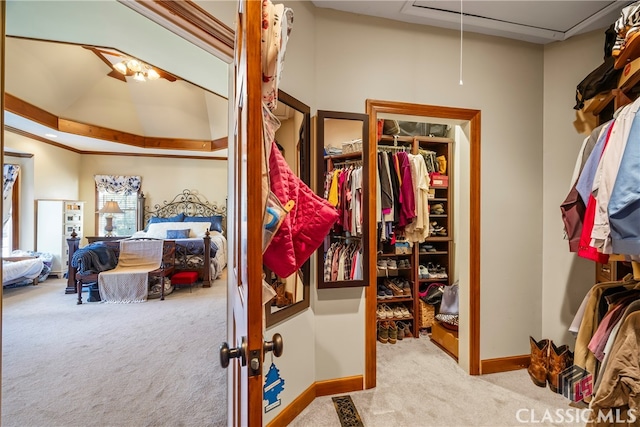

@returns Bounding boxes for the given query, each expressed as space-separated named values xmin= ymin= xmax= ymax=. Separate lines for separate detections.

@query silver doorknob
xmin=263 ymin=333 xmax=283 ymax=358
xmin=220 ymin=337 xmax=247 ymax=368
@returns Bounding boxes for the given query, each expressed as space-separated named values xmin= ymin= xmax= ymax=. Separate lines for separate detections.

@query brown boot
xmin=275 ymin=281 xmax=289 ymax=307
xmin=548 ymin=342 xmax=573 ymax=393
xmin=527 ymin=336 xmax=549 ymax=388
xmin=388 ymin=321 xmax=398 ymax=344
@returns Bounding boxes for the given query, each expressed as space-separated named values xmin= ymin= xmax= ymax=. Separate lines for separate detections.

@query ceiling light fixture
xmin=44 ymin=133 xmax=57 ymax=138
xmin=112 ymin=58 xmax=161 ymax=82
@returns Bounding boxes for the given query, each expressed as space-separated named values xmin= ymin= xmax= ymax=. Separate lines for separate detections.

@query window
xmin=94 ymin=175 xmax=141 ymax=237
xmin=3 ymin=165 xmax=20 ymax=256
xmin=96 ymin=192 xmax=138 ymax=237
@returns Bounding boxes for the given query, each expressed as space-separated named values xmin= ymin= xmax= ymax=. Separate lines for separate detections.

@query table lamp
xmin=99 ymin=201 xmax=124 ymax=236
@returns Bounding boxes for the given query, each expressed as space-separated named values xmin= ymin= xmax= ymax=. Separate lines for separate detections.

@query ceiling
xmin=311 ymin=1 xmax=633 ymax=44
xmin=3 ymin=1 xmax=634 ymax=158
xmin=4 ymin=37 xmax=229 ymax=158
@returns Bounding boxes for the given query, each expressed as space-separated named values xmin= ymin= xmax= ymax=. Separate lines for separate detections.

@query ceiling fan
xmin=84 ymin=46 xmax=178 ymax=83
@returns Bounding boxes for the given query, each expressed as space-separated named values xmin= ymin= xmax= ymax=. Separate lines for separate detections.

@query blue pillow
xmin=145 ymin=213 xmax=185 ymax=231
xmin=184 ymin=215 xmax=223 ymax=233
xmin=166 ymin=229 xmax=190 ymax=239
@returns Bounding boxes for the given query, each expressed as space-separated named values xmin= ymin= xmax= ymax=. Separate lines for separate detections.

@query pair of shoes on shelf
xmin=431 ymin=203 xmax=445 ymax=215
xmin=377 ymin=320 xmax=398 ymax=344
xmin=377 ymin=303 xmax=394 ymax=319
xmin=433 ymin=265 xmax=447 ymax=279
xmin=385 ymin=280 xmax=405 ymax=297
xmin=419 ymin=265 xmax=429 ymax=279
xmin=398 ymin=259 xmax=411 ymax=268
xmin=378 ymin=321 xmax=389 ymax=343
xmin=430 ymin=222 xmax=447 ymax=236
xmin=377 ymin=259 xmax=388 ymax=277
xmin=377 ymin=283 xmax=393 ymax=299
xmin=396 ymin=321 xmax=412 ymax=339
xmin=419 ymin=244 xmax=436 ymax=253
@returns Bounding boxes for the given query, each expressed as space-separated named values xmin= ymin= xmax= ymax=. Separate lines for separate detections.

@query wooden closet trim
xmin=365 ymin=100 xmax=481 ymax=388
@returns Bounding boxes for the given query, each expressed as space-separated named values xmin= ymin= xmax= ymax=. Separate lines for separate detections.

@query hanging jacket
xmin=263 ymin=140 xmax=339 ymax=278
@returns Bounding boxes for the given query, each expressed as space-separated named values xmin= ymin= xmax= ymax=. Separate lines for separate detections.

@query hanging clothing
xmin=404 ymin=153 xmax=430 ymax=243
xmin=323 ymin=241 xmax=362 ymax=281
xmin=591 ymin=98 xmax=640 ymax=253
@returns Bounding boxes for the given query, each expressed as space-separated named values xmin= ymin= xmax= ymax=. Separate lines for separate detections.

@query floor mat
xmin=332 ymin=395 xmax=364 ymax=427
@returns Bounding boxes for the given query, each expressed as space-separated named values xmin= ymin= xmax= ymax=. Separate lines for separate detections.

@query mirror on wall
xmin=265 ymin=90 xmax=311 ymax=326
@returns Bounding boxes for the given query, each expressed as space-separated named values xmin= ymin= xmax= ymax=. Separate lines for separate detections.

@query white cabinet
xmin=36 ymin=200 xmax=84 ymax=278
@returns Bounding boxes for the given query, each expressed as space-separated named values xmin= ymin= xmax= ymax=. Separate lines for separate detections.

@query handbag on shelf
xmin=420 ymin=282 xmax=445 ymax=306
xmin=439 ymin=281 xmax=459 ymax=315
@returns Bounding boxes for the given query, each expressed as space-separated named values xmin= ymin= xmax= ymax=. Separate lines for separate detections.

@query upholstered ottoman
xmin=171 ymin=271 xmax=199 ymax=292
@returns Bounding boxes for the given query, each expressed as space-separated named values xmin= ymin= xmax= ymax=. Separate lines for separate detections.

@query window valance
xmin=94 ymin=175 xmax=141 ymax=196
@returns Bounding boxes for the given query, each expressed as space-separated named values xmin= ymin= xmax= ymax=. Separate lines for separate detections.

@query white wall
xmin=313 ymin=8 xmax=545 ymax=367
xmin=79 ymin=155 xmax=227 ymax=238
xmin=4 ymin=133 xmax=82 ymax=250
xmin=541 ymin=30 xmax=604 ymax=346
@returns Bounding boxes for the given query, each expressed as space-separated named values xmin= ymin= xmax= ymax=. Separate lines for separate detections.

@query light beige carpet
xmin=2 ymin=273 xmax=227 ymax=427
xmin=291 ymin=334 xmax=573 ymax=427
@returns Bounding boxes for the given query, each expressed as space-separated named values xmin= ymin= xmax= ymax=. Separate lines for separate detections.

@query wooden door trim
xmin=119 ymin=0 xmax=234 ymax=61
xmin=365 ymin=100 xmax=482 ymax=388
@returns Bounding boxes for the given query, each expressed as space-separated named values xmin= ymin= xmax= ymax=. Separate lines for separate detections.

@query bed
xmin=66 ymin=190 xmax=227 ymax=301
xmin=2 ymin=251 xmax=54 ymax=288
xmin=135 ymin=189 xmax=227 ymax=282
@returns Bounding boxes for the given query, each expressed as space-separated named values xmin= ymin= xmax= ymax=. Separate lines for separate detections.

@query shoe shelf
xmin=424 ymin=236 xmax=452 ymax=242
xmin=377 ymin=295 xmax=412 ymax=302
xmin=419 ymin=251 xmax=448 ymax=255
xmin=429 ymin=214 xmax=447 ymax=218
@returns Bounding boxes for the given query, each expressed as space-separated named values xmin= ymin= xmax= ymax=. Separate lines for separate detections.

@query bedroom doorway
xmin=365 ymin=100 xmax=482 ymax=385
xmin=2 ymin=2 xmax=235 ymax=425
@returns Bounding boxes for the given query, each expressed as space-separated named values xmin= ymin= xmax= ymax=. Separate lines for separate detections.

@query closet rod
xmin=378 ymin=145 xmax=410 ymax=151
xmin=332 ymin=159 xmax=362 ymax=166
xmin=331 ymin=235 xmax=362 ymax=240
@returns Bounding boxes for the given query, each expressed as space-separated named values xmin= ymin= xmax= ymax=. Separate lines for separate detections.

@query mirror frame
xmin=265 ymin=90 xmax=311 ymax=327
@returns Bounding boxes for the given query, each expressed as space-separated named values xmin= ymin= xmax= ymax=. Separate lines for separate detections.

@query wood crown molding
xmin=5 ymin=93 xmax=227 ymax=152
xmin=4 ymin=125 xmax=226 ymax=161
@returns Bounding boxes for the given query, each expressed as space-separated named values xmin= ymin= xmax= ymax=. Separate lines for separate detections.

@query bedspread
xmin=71 ymin=243 xmax=118 ymax=274
xmin=3 ymin=258 xmax=43 ymax=285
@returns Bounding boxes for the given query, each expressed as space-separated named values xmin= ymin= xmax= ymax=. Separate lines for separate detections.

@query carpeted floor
xmin=291 ymin=333 xmax=573 ymax=427
xmin=4 ymin=276 xmax=576 ymax=427
xmin=2 ymin=274 xmax=227 ymax=427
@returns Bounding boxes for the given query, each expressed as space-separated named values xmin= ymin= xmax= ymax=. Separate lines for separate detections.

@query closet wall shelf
xmin=379 ymin=135 xmax=454 ymax=144
xmin=378 ymin=296 xmax=413 ymax=303
xmin=429 ymin=198 xmax=447 ymax=202
xmin=324 ymin=152 xmax=362 ymax=161
xmin=430 ymin=214 xmax=447 ymax=218
xmin=379 ymin=253 xmax=412 ymax=258
xmin=425 ymin=236 xmax=453 ymax=242
xmin=419 ymin=251 xmax=448 ymax=255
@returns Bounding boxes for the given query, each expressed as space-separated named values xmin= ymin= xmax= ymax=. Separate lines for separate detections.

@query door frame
xmin=116 ymin=1 xmax=266 ymax=425
xmin=365 ymin=100 xmax=481 ymax=388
